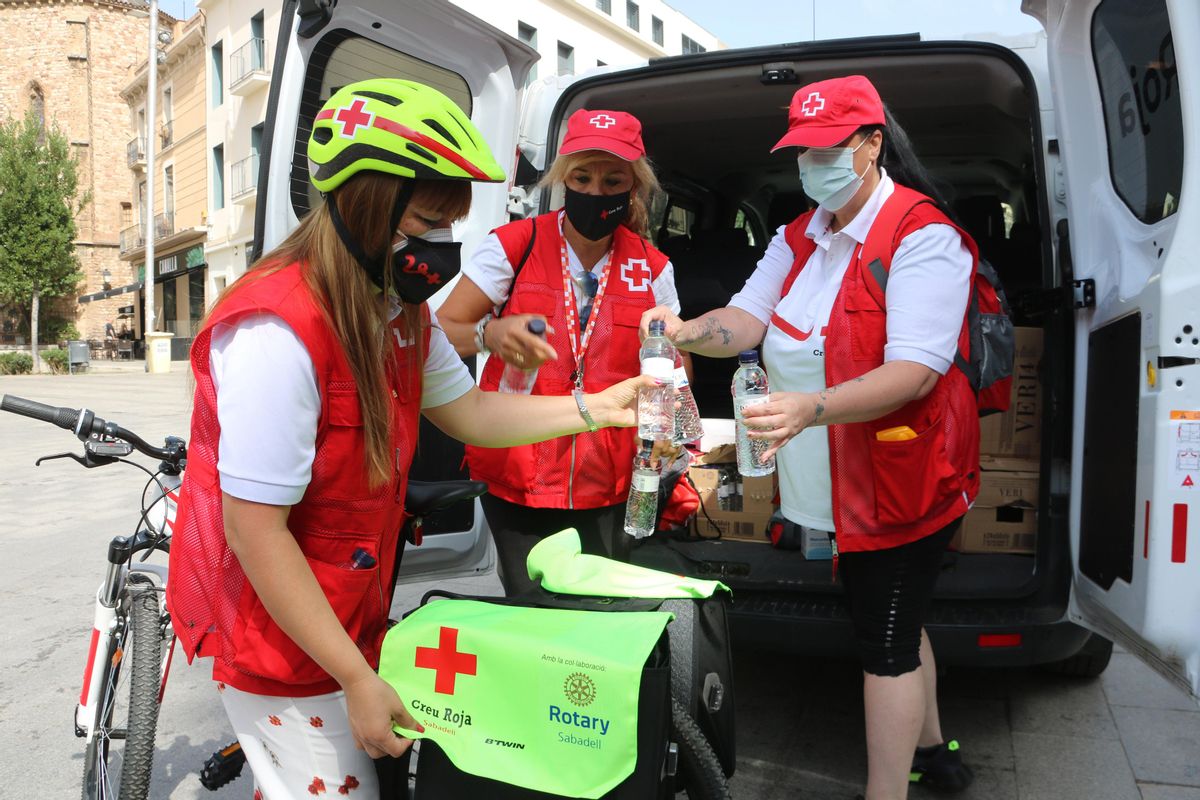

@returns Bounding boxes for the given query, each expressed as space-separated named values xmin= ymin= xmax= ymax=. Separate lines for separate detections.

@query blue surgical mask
xmin=797 ymin=138 xmax=871 ymax=212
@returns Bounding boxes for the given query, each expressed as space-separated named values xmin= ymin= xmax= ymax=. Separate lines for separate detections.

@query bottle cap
xmin=738 ymin=349 xmax=759 ymax=364
xmin=527 ymin=319 xmax=547 ymax=337
xmin=648 ymin=320 xmax=666 ymax=336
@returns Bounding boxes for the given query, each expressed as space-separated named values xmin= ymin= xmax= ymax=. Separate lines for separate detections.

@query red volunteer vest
xmin=466 ymin=213 xmax=669 ymax=508
xmin=776 ymin=185 xmax=981 ymax=553
xmin=167 ymin=262 xmax=425 ymax=696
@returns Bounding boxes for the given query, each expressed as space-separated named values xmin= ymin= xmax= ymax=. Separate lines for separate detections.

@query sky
xmin=155 ymin=0 xmax=1044 ymax=44
xmin=666 ymin=0 xmax=1043 ymax=46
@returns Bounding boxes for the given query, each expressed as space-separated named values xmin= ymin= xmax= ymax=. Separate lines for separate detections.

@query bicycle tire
xmin=81 ymin=583 xmax=164 ymax=800
xmin=671 ymin=698 xmax=731 ymax=800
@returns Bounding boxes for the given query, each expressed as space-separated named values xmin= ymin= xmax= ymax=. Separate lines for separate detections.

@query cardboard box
xmin=800 ymin=526 xmax=833 ymax=560
xmin=952 ymin=470 xmax=1038 ymax=554
xmin=689 ymin=445 xmax=778 ymax=542
xmin=979 ymin=327 xmax=1043 ymax=470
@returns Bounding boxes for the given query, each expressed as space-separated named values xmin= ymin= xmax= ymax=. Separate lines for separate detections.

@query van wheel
xmin=1042 ymin=634 xmax=1113 ymax=678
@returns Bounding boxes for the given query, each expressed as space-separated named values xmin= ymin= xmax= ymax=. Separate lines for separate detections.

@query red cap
xmin=560 ymin=109 xmax=646 ymax=161
xmin=771 ymin=75 xmax=886 ymax=151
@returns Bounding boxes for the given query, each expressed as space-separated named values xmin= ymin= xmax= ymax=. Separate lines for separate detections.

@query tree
xmin=0 ymin=110 xmax=87 ymax=372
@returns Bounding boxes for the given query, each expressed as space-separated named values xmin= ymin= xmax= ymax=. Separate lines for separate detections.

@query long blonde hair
xmin=541 ymin=150 xmax=661 ymax=238
xmin=205 ymin=173 xmax=471 ymax=487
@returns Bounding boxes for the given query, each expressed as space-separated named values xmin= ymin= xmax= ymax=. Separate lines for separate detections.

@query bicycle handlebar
xmin=1 ymin=393 xmax=186 ymax=469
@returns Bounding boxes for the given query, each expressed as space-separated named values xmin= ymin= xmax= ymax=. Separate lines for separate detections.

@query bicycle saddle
xmin=405 ymin=479 xmax=487 ymax=517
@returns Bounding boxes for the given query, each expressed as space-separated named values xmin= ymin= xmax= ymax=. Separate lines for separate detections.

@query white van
xmin=258 ymin=0 xmax=1199 ymax=701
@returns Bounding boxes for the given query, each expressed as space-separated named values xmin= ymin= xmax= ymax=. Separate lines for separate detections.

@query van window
xmin=291 ymin=33 xmax=472 ymax=217
xmin=1091 ymin=0 xmax=1181 ymax=223
xmin=734 ymin=208 xmax=757 ymax=248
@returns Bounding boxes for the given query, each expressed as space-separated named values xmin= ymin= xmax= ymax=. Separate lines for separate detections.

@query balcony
xmin=231 ymin=154 xmax=259 ymax=205
xmin=119 ymin=223 xmax=145 ymax=256
xmin=155 ymin=211 xmax=174 ymax=241
xmin=160 ymin=120 xmax=174 ymax=150
xmin=230 ymin=38 xmax=269 ymax=95
xmin=127 ymin=137 xmax=146 ymax=171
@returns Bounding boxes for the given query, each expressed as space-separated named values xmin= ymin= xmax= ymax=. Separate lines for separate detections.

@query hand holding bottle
xmin=739 ymin=390 xmax=821 ymax=460
xmin=484 ymin=314 xmax=557 ymax=369
xmin=637 ymin=305 xmax=685 ymax=343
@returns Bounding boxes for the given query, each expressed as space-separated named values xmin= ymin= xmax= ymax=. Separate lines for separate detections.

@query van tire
xmin=1042 ymin=633 xmax=1113 ymax=678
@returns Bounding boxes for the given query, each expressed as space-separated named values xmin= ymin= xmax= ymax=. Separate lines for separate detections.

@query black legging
xmin=480 ymin=494 xmax=628 ymax=596
xmin=837 ymin=519 xmax=959 ymax=677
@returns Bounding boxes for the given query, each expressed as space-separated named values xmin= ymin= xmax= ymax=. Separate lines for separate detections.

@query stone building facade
xmin=0 ymin=0 xmax=174 ymax=345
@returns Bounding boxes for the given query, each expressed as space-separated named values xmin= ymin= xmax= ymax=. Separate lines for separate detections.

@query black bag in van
xmin=392 ymin=590 xmax=674 ymax=800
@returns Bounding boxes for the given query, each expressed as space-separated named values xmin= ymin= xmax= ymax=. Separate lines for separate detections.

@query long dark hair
xmin=860 ymin=104 xmax=954 ymax=218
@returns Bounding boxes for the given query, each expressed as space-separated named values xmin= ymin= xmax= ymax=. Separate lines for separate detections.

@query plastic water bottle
xmin=733 ymin=350 xmax=775 ymax=477
xmin=638 ymin=320 xmax=676 ymax=439
xmin=623 ymin=440 xmax=660 ymax=538
xmin=672 ymin=353 xmax=704 ymax=444
xmin=499 ymin=319 xmax=547 ymax=394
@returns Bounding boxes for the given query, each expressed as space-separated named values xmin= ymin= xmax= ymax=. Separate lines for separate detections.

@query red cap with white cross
xmin=560 ymin=109 xmax=646 ymax=161
xmin=771 ymin=75 xmax=886 ymax=151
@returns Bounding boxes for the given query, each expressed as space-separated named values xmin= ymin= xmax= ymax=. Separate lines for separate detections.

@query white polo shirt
xmin=729 ymin=171 xmax=972 ymax=530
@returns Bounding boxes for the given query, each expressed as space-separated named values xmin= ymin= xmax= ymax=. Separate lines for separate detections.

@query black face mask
xmin=390 ymin=235 xmax=462 ymax=305
xmin=564 ymin=187 xmax=630 ymax=241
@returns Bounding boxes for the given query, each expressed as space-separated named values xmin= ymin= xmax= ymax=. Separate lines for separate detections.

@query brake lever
xmin=35 ymin=451 xmax=119 ymax=469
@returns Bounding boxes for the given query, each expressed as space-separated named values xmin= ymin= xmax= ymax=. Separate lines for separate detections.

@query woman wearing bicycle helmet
xmin=168 ymin=80 xmax=651 ymax=800
xmin=437 ymin=109 xmax=686 ymax=595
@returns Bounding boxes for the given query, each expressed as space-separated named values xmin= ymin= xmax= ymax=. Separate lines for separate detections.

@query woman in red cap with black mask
xmin=439 ymin=109 xmax=685 ymax=595
xmin=642 ymin=75 xmax=977 ymax=799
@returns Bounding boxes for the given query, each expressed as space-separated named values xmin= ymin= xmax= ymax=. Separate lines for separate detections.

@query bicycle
xmin=0 ymin=394 xmax=186 ymax=800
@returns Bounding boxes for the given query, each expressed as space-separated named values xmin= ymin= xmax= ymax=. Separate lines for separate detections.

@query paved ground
xmin=1 ymin=365 xmax=1198 ymax=799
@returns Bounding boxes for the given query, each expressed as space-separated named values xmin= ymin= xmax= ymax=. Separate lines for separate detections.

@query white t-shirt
xmin=210 ymin=304 xmax=474 ymax=506
xmin=729 ymin=171 xmax=972 ymax=530
xmin=463 ymin=215 xmax=682 ymax=316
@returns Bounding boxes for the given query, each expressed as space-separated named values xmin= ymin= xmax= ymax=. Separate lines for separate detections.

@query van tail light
xmin=978 ymin=633 xmax=1022 ymax=648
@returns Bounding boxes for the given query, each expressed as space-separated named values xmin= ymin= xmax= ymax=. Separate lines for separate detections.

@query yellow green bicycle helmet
xmin=308 ymin=78 xmax=505 ymax=193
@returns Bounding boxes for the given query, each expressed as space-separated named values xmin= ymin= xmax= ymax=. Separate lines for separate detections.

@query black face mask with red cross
xmin=564 ymin=187 xmax=631 ymax=241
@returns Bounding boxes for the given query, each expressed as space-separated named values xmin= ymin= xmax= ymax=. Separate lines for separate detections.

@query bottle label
xmin=673 ymin=366 xmax=690 ymax=388
xmin=734 ymin=395 xmax=770 ymax=419
xmin=632 ymin=472 xmax=660 ymax=493
xmin=641 ymin=357 xmax=674 ymax=382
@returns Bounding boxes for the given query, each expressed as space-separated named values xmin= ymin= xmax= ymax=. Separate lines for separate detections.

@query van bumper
xmin=730 ymin=591 xmax=1092 ymax=668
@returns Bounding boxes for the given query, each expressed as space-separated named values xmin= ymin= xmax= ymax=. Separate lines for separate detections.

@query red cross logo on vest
xmin=800 ymin=91 xmax=826 ymax=117
xmin=415 ymin=626 xmax=477 ymax=695
xmin=590 ymin=113 xmax=617 ymax=129
xmin=335 ymin=99 xmax=375 ymax=139
xmin=620 ymin=258 xmax=652 ymax=292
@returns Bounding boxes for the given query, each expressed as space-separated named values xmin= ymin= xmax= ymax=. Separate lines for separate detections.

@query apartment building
xmin=118 ymin=10 xmax=208 ymax=359
xmin=0 ymin=0 xmax=172 ymax=345
xmin=198 ymin=0 xmax=275 ymax=299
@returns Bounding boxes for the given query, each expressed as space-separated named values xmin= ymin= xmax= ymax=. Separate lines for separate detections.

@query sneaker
xmin=910 ymin=739 xmax=974 ymax=792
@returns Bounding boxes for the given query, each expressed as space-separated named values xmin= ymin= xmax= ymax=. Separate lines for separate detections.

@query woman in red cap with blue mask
xmin=439 ymin=109 xmax=685 ymax=595
xmin=641 ymin=75 xmax=977 ymax=799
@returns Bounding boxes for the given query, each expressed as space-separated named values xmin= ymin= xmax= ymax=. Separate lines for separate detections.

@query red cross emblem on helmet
xmin=334 ymin=98 xmax=375 ymax=139
xmin=590 ymin=113 xmax=617 ymax=129
xmin=800 ymin=92 xmax=826 ymax=117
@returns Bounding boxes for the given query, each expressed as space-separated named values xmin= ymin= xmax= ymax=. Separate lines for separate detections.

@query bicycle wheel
xmin=81 ymin=581 xmax=164 ymax=800
xmin=672 ymin=698 xmax=731 ymax=800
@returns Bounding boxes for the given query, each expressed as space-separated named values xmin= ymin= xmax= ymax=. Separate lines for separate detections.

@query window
xmin=251 ymin=10 xmax=264 ymax=41
xmin=626 ymin=1 xmax=639 ymax=31
xmin=518 ymin=22 xmax=537 ymax=85
xmin=652 ymin=16 xmax=664 ymax=46
xmin=163 ymin=164 xmax=175 ymax=218
xmin=1092 ymin=0 xmax=1181 ymax=222
xmin=162 ymin=278 xmax=177 ymax=334
xmin=212 ymin=144 xmax=224 ymax=210
xmin=734 ymin=209 xmax=758 ymax=247
xmin=681 ymin=35 xmax=706 ymax=55
xmin=211 ymin=41 xmax=223 ymax=106
xmin=188 ymin=267 xmax=205 ymax=332
xmin=596 ymin=0 xmax=611 ymax=13
xmin=161 ymin=86 xmax=173 ymax=147
xmin=557 ymin=42 xmax=574 ymax=76
xmin=120 ymin=202 xmax=132 ymax=227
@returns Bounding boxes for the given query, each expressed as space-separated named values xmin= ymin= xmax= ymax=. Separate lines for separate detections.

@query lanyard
xmin=558 ymin=212 xmax=614 ymax=389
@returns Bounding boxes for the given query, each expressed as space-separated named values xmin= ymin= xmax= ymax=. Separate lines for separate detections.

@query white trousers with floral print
xmin=219 ymin=682 xmax=379 ymax=799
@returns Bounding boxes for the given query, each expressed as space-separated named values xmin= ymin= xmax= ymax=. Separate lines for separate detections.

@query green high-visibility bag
xmin=379 ymin=597 xmax=672 ymax=799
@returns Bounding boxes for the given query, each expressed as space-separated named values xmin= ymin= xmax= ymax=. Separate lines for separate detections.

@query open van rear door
xmin=255 ymin=0 xmax=538 ymax=582
xmin=1028 ymin=0 xmax=1200 ymax=700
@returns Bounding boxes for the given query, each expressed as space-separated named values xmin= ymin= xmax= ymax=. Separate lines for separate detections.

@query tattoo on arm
xmin=812 ymin=377 xmax=864 ymax=425
xmin=678 ymin=316 xmax=734 ymax=347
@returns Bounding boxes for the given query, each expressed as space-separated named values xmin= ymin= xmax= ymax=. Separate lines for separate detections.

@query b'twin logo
xmin=484 ymin=737 xmax=526 ymax=750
